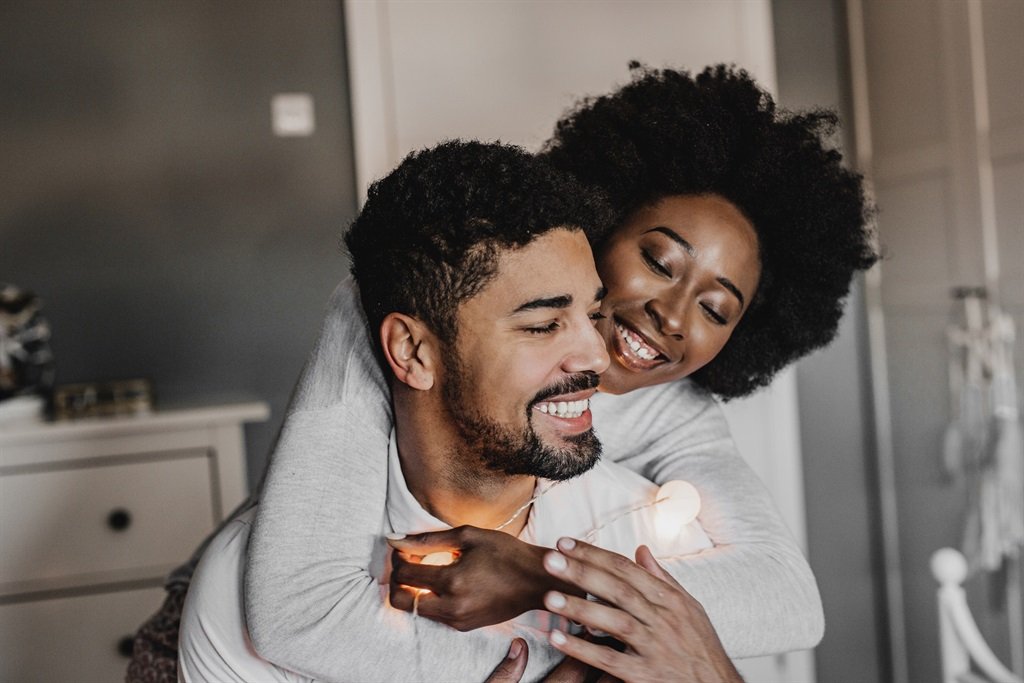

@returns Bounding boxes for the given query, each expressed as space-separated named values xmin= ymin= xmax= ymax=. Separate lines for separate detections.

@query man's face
xmin=440 ymin=228 xmax=610 ymax=481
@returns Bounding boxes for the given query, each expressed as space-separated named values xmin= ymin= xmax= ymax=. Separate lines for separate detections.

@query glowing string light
xmin=654 ymin=480 xmax=701 ymax=542
xmin=581 ymin=479 xmax=702 ymax=549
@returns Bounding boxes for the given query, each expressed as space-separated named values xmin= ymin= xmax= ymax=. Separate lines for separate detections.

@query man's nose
xmin=563 ymin=318 xmax=610 ymax=375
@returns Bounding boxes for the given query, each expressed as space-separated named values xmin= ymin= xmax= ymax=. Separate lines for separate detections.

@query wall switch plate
xmin=271 ymin=93 xmax=315 ymax=137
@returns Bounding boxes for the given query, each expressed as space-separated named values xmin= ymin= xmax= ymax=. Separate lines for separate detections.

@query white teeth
xmin=534 ymin=398 xmax=589 ymax=418
xmin=616 ymin=323 xmax=660 ymax=360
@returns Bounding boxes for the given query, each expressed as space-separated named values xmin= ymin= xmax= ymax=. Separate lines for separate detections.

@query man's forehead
xmin=476 ymin=229 xmax=602 ymax=314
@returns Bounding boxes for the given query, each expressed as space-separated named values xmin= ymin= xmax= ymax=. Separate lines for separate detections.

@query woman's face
xmin=595 ymin=194 xmax=761 ymax=395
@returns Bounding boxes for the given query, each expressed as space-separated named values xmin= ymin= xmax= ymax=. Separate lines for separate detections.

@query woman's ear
xmin=380 ymin=313 xmax=436 ymax=391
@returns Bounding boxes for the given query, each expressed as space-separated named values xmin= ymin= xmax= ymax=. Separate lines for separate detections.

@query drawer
xmin=0 ymin=586 xmax=166 ymax=682
xmin=0 ymin=454 xmax=215 ymax=587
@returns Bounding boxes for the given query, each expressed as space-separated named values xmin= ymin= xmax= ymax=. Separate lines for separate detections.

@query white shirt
xmin=386 ymin=428 xmax=710 ymax=561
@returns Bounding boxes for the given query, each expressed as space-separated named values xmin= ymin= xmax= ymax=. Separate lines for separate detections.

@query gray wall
xmin=775 ymin=1 xmax=1024 ymax=682
xmin=859 ymin=1 xmax=1024 ymax=680
xmin=772 ymin=2 xmax=888 ymax=681
xmin=0 ymin=1 xmax=358 ymax=491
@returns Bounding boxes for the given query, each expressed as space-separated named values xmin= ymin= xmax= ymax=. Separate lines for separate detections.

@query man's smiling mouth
xmin=529 ymin=385 xmax=598 ymax=435
xmin=534 ymin=398 xmax=589 ymax=418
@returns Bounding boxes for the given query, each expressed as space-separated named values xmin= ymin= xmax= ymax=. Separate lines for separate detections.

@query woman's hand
xmin=541 ymin=538 xmax=743 ymax=683
xmin=387 ymin=526 xmax=583 ymax=631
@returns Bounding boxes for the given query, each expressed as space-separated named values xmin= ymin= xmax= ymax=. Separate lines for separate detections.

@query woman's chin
xmin=597 ymin=366 xmax=636 ymax=395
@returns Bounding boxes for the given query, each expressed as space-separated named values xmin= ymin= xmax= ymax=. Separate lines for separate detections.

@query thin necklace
xmin=493 ymin=480 xmax=561 ymax=531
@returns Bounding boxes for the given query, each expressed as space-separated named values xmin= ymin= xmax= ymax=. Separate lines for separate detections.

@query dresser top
xmin=0 ymin=401 xmax=270 ymax=446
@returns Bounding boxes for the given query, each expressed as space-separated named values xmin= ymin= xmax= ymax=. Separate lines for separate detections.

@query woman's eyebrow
xmin=718 ymin=277 xmax=746 ymax=309
xmin=646 ymin=227 xmax=746 ymax=309
xmin=645 ymin=227 xmax=695 ymax=256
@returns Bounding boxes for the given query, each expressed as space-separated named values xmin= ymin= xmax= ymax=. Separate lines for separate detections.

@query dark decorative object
xmin=53 ymin=378 xmax=153 ymax=420
xmin=0 ymin=284 xmax=54 ymax=401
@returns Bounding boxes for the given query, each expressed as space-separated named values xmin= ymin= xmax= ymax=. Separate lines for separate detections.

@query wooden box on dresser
xmin=0 ymin=402 xmax=269 ymax=682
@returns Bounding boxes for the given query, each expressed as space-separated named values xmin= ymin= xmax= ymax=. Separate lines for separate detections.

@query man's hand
xmin=388 ymin=526 xmax=583 ymax=631
xmin=540 ymin=538 xmax=744 ymax=683
xmin=484 ymin=639 xmax=529 ymax=683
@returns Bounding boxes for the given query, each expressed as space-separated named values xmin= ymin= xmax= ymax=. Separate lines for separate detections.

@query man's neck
xmin=393 ymin=393 xmax=536 ymax=536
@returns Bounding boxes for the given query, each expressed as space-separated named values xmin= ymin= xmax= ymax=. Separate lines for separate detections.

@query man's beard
xmin=441 ymin=350 xmax=602 ymax=481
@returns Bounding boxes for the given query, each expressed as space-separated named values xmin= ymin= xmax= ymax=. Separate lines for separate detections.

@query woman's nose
xmin=646 ymin=298 xmax=686 ymax=340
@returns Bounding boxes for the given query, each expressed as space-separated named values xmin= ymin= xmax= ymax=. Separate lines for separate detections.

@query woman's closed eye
xmin=701 ymin=303 xmax=727 ymax=325
xmin=641 ymin=249 xmax=671 ymax=277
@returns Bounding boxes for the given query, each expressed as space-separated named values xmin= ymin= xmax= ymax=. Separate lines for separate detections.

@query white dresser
xmin=0 ymin=402 xmax=268 ymax=682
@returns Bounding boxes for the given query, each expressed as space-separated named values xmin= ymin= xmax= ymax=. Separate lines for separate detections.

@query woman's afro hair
xmin=541 ymin=64 xmax=878 ymax=399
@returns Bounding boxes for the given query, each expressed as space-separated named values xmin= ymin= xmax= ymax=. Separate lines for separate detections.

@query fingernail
xmin=508 ymin=639 xmax=523 ymax=660
xmin=385 ymin=532 xmax=406 ymax=541
xmin=545 ymin=591 xmax=567 ymax=609
xmin=550 ymin=629 xmax=567 ymax=646
xmin=545 ymin=551 xmax=568 ymax=573
xmin=557 ymin=537 xmax=576 ymax=551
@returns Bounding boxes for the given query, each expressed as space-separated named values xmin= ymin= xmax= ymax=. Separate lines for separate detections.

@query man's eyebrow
xmin=513 ymin=294 xmax=573 ymax=313
xmin=646 ymin=227 xmax=696 ymax=257
xmin=513 ymin=285 xmax=607 ymax=314
xmin=647 ymin=227 xmax=746 ymax=309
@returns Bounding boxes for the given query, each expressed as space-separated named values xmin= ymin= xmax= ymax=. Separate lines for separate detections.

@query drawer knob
xmin=107 ymin=508 xmax=132 ymax=531
xmin=118 ymin=635 xmax=135 ymax=658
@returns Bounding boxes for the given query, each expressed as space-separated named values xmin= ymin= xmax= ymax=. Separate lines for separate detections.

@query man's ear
xmin=380 ymin=312 xmax=437 ymax=391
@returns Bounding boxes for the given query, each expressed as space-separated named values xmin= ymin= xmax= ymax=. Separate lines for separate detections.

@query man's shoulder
xmin=183 ymin=509 xmax=253 ymax=622
xmin=178 ymin=509 xmax=271 ymax=683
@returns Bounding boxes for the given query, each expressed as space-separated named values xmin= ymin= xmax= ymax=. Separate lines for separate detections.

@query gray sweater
xmin=246 ymin=279 xmax=823 ymax=681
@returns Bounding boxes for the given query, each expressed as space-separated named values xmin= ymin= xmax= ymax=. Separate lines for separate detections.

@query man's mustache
xmin=530 ymin=372 xmax=601 ymax=406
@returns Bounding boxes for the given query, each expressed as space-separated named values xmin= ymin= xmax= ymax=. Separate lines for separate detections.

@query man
xmin=178 ymin=140 xmax=726 ymax=682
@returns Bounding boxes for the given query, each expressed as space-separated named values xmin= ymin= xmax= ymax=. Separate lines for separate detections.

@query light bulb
xmin=654 ymin=480 xmax=701 ymax=542
xmin=401 ymin=551 xmax=456 ymax=597
xmin=420 ymin=550 xmax=456 ymax=566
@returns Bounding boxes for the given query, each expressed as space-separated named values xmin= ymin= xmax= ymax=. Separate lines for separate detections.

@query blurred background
xmin=0 ymin=1 xmax=1021 ymax=682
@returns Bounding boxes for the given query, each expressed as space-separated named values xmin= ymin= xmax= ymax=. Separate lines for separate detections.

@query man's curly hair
xmin=541 ymin=64 xmax=878 ymax=399
xmin=345 ymin=140 xmax=613 ymax=356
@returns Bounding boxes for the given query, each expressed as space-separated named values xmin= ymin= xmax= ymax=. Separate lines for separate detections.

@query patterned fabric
xmin=125 ymin=500 xmax=252 ymax=683
xmin=125 ymin=584 xmax=187 ymax=683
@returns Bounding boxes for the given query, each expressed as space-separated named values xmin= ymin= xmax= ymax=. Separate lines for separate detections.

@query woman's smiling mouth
xmin=612 ymin=319 xmax=668 ymax=371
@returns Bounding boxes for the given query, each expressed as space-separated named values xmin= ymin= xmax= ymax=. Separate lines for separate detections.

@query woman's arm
xmin=386 ymin=383 xmax=822 ymax=658
xmin=592 ymin=382 xmax=825 ymax=657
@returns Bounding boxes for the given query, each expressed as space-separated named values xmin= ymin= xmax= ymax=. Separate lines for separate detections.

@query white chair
xmin=932 ymin=548 xmax=1023 ymax=683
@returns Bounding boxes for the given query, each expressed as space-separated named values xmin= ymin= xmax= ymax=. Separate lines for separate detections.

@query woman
xmin=131 ymin=65 xmax=875 ymax=682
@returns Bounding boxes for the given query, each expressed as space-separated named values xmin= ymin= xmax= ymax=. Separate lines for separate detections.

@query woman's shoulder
xmin=593 ymin=378 xmax=719 ymax=423
xmin=590 ymin=379 xmax=729 ymax=456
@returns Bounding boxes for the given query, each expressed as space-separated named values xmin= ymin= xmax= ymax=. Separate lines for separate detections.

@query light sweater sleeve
xmin=591 ymin=382 xmax=825 ymax=657
xmin=246 ymin=279 xmax=822 ymax=680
